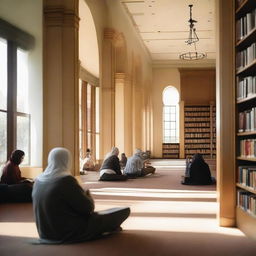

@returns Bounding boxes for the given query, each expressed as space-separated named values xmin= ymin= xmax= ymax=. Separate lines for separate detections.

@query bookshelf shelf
xmin=237 ymin=156 xmax=256 ymax=161
xmin=237 ymin=131 xmax=256 ymax=136
xmin=162 ymin=143 xmax=179 ymax=159
xmin=237 ymin=94 xmax=256 ymax=104
xmin=236 ymin=207 xmax=256 ymax=239
xmin=236 ymin=183 xmax=256 ymax=194
xmin=236 ymin=27 xmax=256 ymax=49
xmin=235 ymin=0 xmax=256 ymax=239
xmin=184 ymin=104 xmax=215 ymax=159
xmin=236 ymin=59 xmax=256 ymax=76
xmin=236 ymin=0 xmax=255 ymax=18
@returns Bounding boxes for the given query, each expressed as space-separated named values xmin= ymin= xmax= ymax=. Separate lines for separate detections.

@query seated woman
xmin=181 ymin=153 xmax=216 ymax=185
xmin=32 ymin=147 xmax=130 ymax=244
xmin=81 ymin=148 xmax=96 ymax=174
xmin=0 ymin=150 xmax=33 ymax=203
xmin=123 ymin=149 xmax=155 ymax=178
xmin=99 ymin=147 xmax=127 ymax=181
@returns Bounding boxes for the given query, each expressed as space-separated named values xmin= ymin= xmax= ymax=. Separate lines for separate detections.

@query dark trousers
xmin=99 ymin=173 xmax=128 ymax=181
xmin=86 ymin=207 xmax=130 ymax=240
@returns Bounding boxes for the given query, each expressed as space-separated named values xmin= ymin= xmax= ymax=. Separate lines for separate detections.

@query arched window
xmin=163 ymin=86 xmax=179 ymax=143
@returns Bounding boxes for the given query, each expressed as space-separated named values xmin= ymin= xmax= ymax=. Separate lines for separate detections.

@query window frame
xmin=0 ymin=19 xmax=34 ymax=165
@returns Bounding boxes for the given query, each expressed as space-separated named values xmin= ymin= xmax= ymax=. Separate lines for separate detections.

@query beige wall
xmin=180 ymin=69 xmax=216 ymax=104
xmin=85 ymin=0 xmax=153 ymax=159
xmin=152 ymin=68 xmax=181 ymax=158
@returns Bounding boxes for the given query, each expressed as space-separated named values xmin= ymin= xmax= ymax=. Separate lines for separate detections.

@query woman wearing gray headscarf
xmin=124 ymin=149 xmax=156 ymax=178
xmin=99 ymin=147 xmax=127 ymax=181
xmin=32 ymin=147 xmax=130 ymax=244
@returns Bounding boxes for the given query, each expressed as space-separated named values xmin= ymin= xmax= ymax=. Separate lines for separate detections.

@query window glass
xmin=162 ymin=86 xmax=179 ymax=143
xmin=17 ymin=48 xmax=29 ymax=113
xmin=163 ymin=86 xmax=179 ymax=105
xmin=0 ymin=111 xmax=7 ymax=164
xmin=0 ymin=38 xmax=7 ymax=110
xmin=16 ymin=115 xmax=30 ymax=165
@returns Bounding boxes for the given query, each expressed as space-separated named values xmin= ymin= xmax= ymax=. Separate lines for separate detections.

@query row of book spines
xmin=185 ymin=149 xmax=211 ymax=154
xmin=185 ymin=134 xmax=210 ymax=138
xmin=185 ymin=128 xmax=211 ymax=132
xmin=185 ymin=139 xmax=211 ymax=143
xmin=185 ymin=144 xmax=212 ymax=149
xmin=184 ymin=107 xmax=210 ymax=112
xmin=163 ymin=149 xmax=179 ymax=154
xmin=236 ymin=8 xmax=256 ymax=41
xmin=185 ymin=123 xmax=212 ymax=128
xmin=239 ymin=139 xmax=256 ymax=157
xmin=162 ymin=145 xmax=179 ymax=149
xmin=237 ymin=190 xmax=256 ymax=216
xmin=185 ymin=112 xmax=210 ymax=117
xmin=236 ymin=42 xmax=256 ymax=70
xmin=185 ymin=118 xmax=211 ymax=122
xmin=236 ymin=75 xmax=256 ymax=99
xmin=238 ymin=166 xmax=256 ymax=189
xmin=238 ymin=108 xmax=256 ymax=132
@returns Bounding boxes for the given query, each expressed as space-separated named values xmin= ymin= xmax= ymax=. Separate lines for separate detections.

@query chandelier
xmin=179 ymin=4 xmax=206 ymax=60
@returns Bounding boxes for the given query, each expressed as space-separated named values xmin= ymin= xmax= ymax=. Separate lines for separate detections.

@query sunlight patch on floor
xmin=0 ymin=222 xmax=38 ymax=238
xmin=121 ymin=216 xmax=245 ymax=237
xmin=90 ymin=187 xmax=217 ymax=199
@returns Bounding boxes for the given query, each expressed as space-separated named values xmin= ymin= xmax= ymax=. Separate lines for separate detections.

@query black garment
xmin=182 ymin=154 xmax=215 ymax=185
xmin=0 ymin=183 xmax=32 ymax=203
xmin=32 ymin=175 xmax=130 ymax=243
xmin=100 ymin=173 xmax=128 ymax=181
xmin=100 ymin=155 xmax=122 ymax=175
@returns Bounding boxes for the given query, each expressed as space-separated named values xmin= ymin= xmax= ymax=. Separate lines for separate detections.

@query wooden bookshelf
xmin=184 ymin=104 xmax=216 ymax=159
xmin=235 ymin=0 xmax=256 ymax=238
xmin=162 ymin=143 xmax=179 ymax=159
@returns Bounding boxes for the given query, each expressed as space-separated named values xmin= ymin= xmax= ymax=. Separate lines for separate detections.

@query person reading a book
xmin=181 ymin=153 xmax=216 ymax=185
xmin=0 ymin=150 xmax=33 ymax=184
xmin=32 ymin=147 xmax=130 ymax=244
xmin=123 ymin=149 xmax=156 ymax=178
xmin=0 ymin=150 xmax=33 ymax=202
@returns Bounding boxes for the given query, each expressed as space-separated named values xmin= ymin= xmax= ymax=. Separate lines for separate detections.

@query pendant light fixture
xmin=179 ymin=4 xmax=206 ymax=60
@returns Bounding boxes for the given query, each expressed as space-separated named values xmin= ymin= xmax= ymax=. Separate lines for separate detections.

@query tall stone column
xmin=101 ymin=28 xmax=116 ymax=158
xmin=216 ymin=0 xmax=236 ymax=226
xmin=43 ymin=0 xmax=79 ymax=175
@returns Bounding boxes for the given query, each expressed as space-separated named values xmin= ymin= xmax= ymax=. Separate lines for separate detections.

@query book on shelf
xmin=238 ymin=107 xmax=256 ymax=132
xmin=238 ymin=166 xmax=256 ymax=189
xmin=237 ymin=75 xmax=256 ymax=100
xmin=237 ymin=189 xmax=256 ymax=216
xmin=236 ymin=42 xmax=256 ymax=70
xmin=239 ymin=138 xmax=256 ymax=157
xmin=236 ymin=8 xmax=256 ymax=42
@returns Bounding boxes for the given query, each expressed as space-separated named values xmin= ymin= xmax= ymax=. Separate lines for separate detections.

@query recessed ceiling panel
xmin=121 ymin=0 xmax=216 ymax=63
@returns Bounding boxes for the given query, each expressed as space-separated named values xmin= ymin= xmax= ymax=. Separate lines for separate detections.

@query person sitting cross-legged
xmin=123 ymin=149 xmax=156 ymax=178
xmin=181 ymin=153 xmax=216 ymax=185
xmin=32 ymin=147 xmax=130 ymax=244
xmin=99 ymin=147 xmax=128 ymax=181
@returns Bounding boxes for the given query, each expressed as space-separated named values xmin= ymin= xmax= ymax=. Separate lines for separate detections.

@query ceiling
xmin=120 ymin=0 xmax=216 ymax=67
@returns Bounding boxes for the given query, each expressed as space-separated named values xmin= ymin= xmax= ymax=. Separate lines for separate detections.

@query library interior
xmin=1 ymin=0 xmax=256 ymax=255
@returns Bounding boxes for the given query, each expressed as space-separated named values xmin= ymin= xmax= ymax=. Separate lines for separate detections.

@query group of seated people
xmin=99 ymin=147 xmax=156 ymax=181
xmin=0 ymin=147 xmax=215 ymax=244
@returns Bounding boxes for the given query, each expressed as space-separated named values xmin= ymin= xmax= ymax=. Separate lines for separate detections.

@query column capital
xmin=44 ymin=6 xmax=79 ymax=28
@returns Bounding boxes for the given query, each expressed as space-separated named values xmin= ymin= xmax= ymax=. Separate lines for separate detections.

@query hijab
xmin=9 ymin=150 xmax=25 ymax=165
xmin=189 ymin=153 xmax=212 ymax=184
xmin=104 ymin=147 xmax=119 ymax=160
xmin=36 ymin=147 xmax=72 ymax=182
